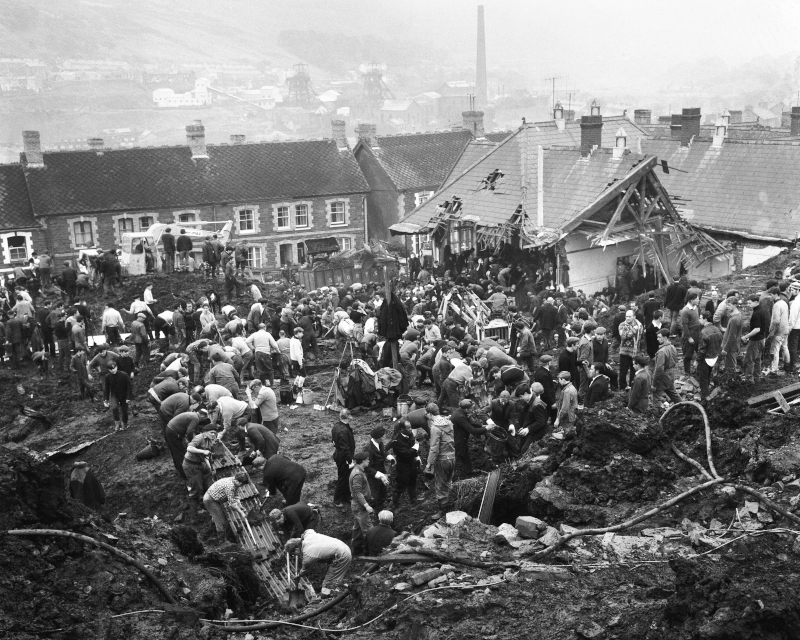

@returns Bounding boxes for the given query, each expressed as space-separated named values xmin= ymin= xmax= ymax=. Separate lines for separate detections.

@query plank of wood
xmin=774 ymin=391 xmax=792 ymax=414
xmin=747 ymin=382 xmax=800 ymax=407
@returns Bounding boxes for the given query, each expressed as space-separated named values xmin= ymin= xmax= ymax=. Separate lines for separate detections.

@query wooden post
xmin=383 ymin=265 xmax=400 ymax=371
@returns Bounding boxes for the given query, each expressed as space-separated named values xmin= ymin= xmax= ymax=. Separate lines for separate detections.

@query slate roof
xmin=640 ymin=137 xmax=800 ymax=242
xmin=641 ymin=124 xmax=798 ymax=141
xmin=0 ymin=164 xmax=36 ymax=230
xmin=20 ymin=139 xmax=369 ymax=216
xmin=396 ymin=125 xmax=654 ymax=234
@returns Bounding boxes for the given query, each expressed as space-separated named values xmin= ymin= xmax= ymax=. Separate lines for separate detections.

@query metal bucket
xmin=301 ymin=389 xmax=314 ymax=405
xmin=396 ymin=394 xmax=412 ymax=417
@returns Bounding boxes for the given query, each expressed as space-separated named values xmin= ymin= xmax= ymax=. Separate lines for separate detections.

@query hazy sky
xmin=283 ymin=0 xmax=800 ymax=87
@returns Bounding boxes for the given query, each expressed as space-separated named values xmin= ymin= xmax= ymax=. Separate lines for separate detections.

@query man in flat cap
xmin=349 ymin=450 xmax=373 ymax=555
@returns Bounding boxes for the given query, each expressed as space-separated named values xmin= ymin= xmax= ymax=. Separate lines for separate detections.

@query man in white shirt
xmin=290 ymin=327 xmax=305 ymax=376
xmin=246 ymin=323 xmax=280 ymax=386
xmin=101 ymin=301 xmax=125 ymax=346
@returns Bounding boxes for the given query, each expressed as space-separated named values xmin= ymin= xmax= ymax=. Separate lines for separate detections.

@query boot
xmin=114 ymin=420 xmax=122 ymax=432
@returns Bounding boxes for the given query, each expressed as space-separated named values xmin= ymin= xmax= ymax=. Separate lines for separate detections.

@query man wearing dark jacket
xmin=696 ymin=311 xmax=723 ymax=401
xmin=61 ymin=261 xmax=78 ymax=304
xmin=584 ymin=363 xmax=611 ymax=408
xmin=202 ymin=237 xmax=218 ymax=279
xmin=643 ymin=292 xmax=662 ymax=325
xmin=627 ymin=355 xmax=651 ymax=413
xmin=450 ymin=399 xmax=488 ymax=477
xmin=331 ymin=409 xmax=355 ymax=507
xmin=664 ymin=278 xmax=688 ymax=336
xmin=558 ymin=337 xmax=581 ymax=387
xmin=103 ymin=360 xmax=131 ymax=431
xmin=161 ymin=228 xmax=176 ymax=273
xmin=262 ymin=454 xmax=307 ymax=505
xmin=269 ymin=502 xmax=321 ymax=539
xmin=532 ymin=354 xmax=556 ymax=422
xmin=535 ymin=297 xmax=558 ymax=350
xmin=176 ymin=230 xmax=193 ymax=270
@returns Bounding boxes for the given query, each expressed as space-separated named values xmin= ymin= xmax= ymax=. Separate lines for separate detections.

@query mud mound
xmin=665 ymin=537 xmax=800 ymax=639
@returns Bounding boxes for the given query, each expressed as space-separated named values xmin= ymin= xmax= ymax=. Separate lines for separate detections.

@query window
xmin=294 ymin=204 xmax=309 ymax=229
xmin=238 ymin=208 xmax=255 ymax=233
xmin=414 ymin=191 xmax=434 ymax=207
xmin=139 ymin=216 xmax=154 ymax=230
xmin=279 ymin=243 xmax=293 ymax=266
xmin=246 ymin=246 xmax=263 ymax=268
xmin=118 ymin=218 xmax=134 ymax=235
xmin=297 ymin=242 xmax=306 ymax=264
xmin=449 ymin=225 xmax=474 ymax=254
xmin=7 ymin=236 xmax=27 ymax=262
xmin=276 ymin=206 xmax=290 ymax=230
xmin=177 ymin=211 xmax=198 ymax=223
xmin=330 ymin=201 xmax=346 ymax=226
xmin=73 ymin=221 xmax=94 ymax=246
xmin=340 ymin=237 xmax=352 ymax=252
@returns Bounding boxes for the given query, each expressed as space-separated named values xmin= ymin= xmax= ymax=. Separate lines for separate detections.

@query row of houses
xmin=1 ymin=106 xmax=800 ymax=290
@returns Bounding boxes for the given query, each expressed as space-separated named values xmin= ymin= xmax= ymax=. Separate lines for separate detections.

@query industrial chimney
xmin=580 ymin=115 xmax=602 ymax=157
xmin=475 ymin=5 xmax=488 ymax=109
xmin=681 ymin=108 xmax=701 ymax=147
xmin=462 ymin=110 xmax=485 ymax=138
xmin=22 ymin=130 xmax=44 ymax=168
xmin=186 ymin=120 xmax=208 ymax=159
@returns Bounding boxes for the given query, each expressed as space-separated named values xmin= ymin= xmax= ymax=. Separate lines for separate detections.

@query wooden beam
xmin=641 ymin=197 xmax=658 ymax=225
xmin=747 ymin=382 xmax=800 ymax=407
xmin=562 ymin=156 xmax=658 ymax=234
xmin=601 ymin=186 xmax=636 ymax=243
xmin=625 ymin=201 xmax=642 ymax=225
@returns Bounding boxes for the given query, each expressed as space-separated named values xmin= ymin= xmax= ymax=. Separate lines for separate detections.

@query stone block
xmin=515 ymin=516 xmax=547 ymax=539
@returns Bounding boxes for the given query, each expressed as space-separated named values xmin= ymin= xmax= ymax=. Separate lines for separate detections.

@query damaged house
xmin=391 ymin=105 xmax=727 ymax=293
xmin=640 ymin=106 xmax=800 ymax=276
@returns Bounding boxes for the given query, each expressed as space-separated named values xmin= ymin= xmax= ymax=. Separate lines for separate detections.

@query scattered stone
xmin=393 ymin=582 xmax=413 ymax=591
xmin=445 ymin=511 xmax=470 ymax=526
xmin=785 ymin=479 xmax=800 ymax=494
xmin=720 ymin=485 xmax=736 ymax=496
xmin=182 ymin=587 xmax=191 ymax=595
xmin=515 ymin=516 xmax=547 ymax=539
xmin=496 ymin=523 xmax=520 ymax=544
xmin=793 ymin=536 xmax=800 ymax=555
xmin=641 ymin=527 xmax=683 ymax=538
xmin=744 ymin=500 xmax=759 ymax=514
xmin=423 ymin=524 xmax=449 ymax=539
xmin=575 ymin=620 xmax=606 ymax=639
xmin=539 ymin=526 xmax=561 ymax=547
xmin=157 ymin=558 xmax=168 ymax=566
xmin=757 ymin=510 xmax=774 ymax=524
xmin=707 ymin=520 xmax=725 ymax=532
xmin=411 ymin=568 xmax=442 ymax=586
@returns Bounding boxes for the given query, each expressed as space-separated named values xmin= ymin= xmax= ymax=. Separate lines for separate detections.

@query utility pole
xmin=544 ymin=76 xmax=563 ymax=110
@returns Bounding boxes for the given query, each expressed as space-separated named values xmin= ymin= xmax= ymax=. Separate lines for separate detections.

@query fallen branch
xmin=203 ymin=589 xmax=350 ymax=633
xmin=4 ymin=529 xmax=177 ymax=605
xmin=660 ymin=401 xmax=720 ymax=479
xmin=523 ymin=478 xmax=726 ymax=560
xmin=671 ymin=443 xmax=714 ymax=481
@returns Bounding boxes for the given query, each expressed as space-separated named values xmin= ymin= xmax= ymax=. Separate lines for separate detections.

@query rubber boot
xmin=114 ymin=420 xmax=122 ymax=432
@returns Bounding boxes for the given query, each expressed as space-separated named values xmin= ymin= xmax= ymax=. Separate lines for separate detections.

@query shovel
xmin=288 ymin=553 xmax=307 ymax=609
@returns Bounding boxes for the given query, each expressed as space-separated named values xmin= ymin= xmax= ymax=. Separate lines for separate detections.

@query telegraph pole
xmin=544 ymin=76 xmax=563 ymax=110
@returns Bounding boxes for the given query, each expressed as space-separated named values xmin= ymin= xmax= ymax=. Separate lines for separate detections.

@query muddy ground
xmin=2 ymin=255 xmax=800 ymax=640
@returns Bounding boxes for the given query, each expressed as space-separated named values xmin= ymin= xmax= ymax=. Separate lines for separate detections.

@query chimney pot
xmin=230 ymin=134 xmax=246 ymax=145
xmin=670 ymin=114 xmax=682 ymax=140
xmin=22 ymin=130 xmax=44 ymax=167
xmin=186 ymin=121 xmax=208 ymax=158
xmin=356 ymin=123 xmax=378 ymax=149
xmin=554 ymin=101 xmax=565 ymax=131
xmin=88 ymin=137 xmax=104 ymax=150
xmin=462 ymin=110 xmax=485 ymax=138
xmin=580 ymin=115 xmax=603 ymax=157
xmin=791 ymin=107 xmax=800 ymax=136
xmin=590 ymin=100 xmax=601 ymax=117
xmin=681 ymin=107 xmax=701 ymax=147
xmin=711 ymin=117 xmax=726 ymax=148
xmin=330 ymin=119 xmax=349 ymax=150
xmin=634 ymin=109 xmax=652 ymax=125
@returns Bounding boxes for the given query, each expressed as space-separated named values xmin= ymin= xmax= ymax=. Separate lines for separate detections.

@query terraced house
xmin=0 ymin=121 xmax=369 ymax=273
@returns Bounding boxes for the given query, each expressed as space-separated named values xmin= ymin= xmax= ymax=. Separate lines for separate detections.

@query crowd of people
xmin=5 ymin=245 xmax=800 ymax=598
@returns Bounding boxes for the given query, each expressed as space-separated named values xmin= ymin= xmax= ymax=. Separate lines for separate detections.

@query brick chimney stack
xmin=356 ymin=123 xmax=378 ymax=149
xmin=462 ymin=110 xmax=485 ymax=138
xmin=728 ymin=110 xmax=742 ymax=124
xmin=331 ymin=120 xmax=348 ymax=150
xmin=670 ymin=114 xmax=682 ymax=140
xmin=634 ymin=109 xmax=651 ymax=125
xmin=681 ymin=108 xmax=701 ymax=147
xmin=580 ymin=115 xmax=602 ymax=157
xmin=230 ymin=134 xmax=246 ymax=145
xmin=22 ymin=130 xmax=44 ymax=168
xmin=791 ymin=107 xmax=800 ymax=136
xmin=88 ymin=138 xmax=104 ymax=150
xmin=186 ymin=120 xmax=208 ymax=159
